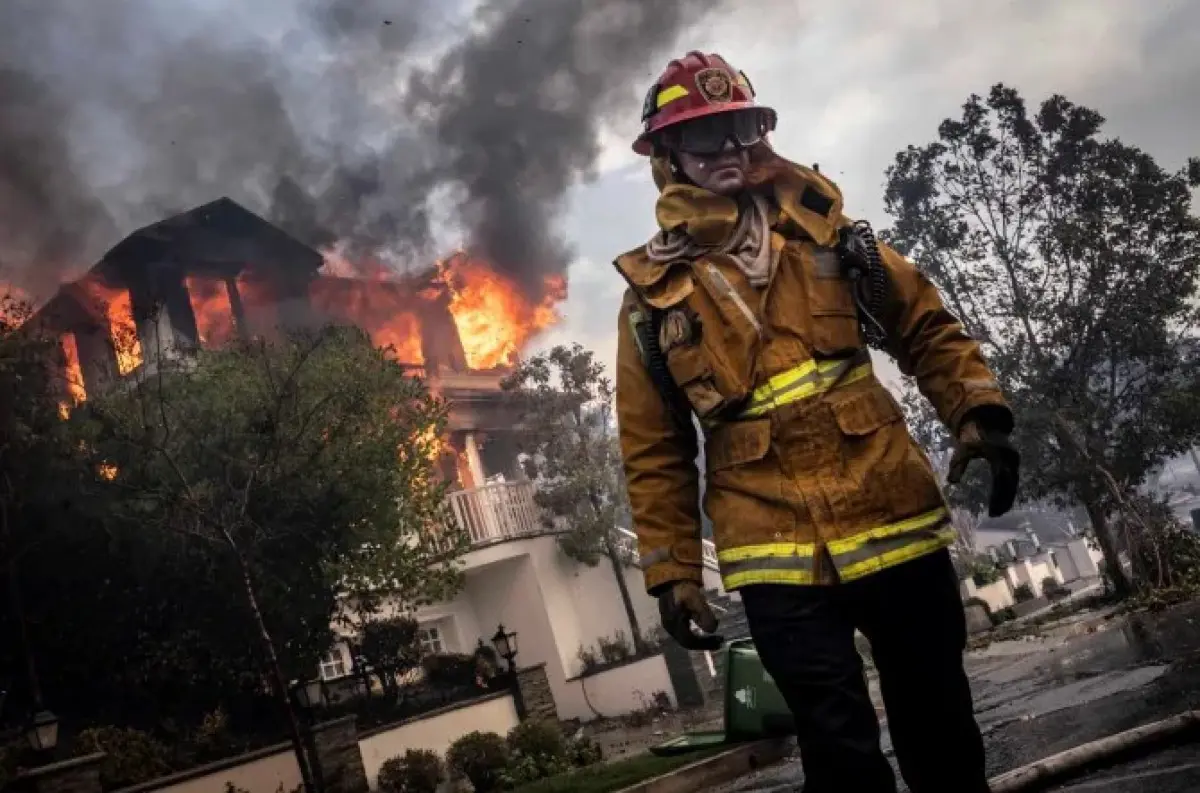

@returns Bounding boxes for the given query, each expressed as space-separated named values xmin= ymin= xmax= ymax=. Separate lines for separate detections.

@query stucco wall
xmin=561 ymin=654 xmax=676 ymax=720
xmin=961 ymin=577 xmax=1014 ymax=612
xmin=358 ymin=694 xmax=519 ymax=790
xmin=116 ymin=746 xmax=301 ymax=793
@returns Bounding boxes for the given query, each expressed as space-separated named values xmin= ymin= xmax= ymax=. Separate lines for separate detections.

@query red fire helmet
xmin=633 ymin=51 xmax=775 ymax=156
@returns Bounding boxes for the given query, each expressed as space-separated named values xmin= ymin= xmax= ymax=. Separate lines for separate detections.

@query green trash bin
xmin=651 ymin=637 xmax=795 ymax=755
xmin=723 ymin=638 xmax=795 ymax=740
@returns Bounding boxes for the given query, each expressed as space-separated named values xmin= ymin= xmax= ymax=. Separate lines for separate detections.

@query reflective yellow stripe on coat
xmin=740 ymin=352 xmax=873 ymax=418
xmin=718 ymin=508 xmax=954 ymax=589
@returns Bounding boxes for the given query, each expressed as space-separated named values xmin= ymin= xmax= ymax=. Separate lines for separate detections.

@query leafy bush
xmin=1012 ymin=583 xmax=1035 ymax=603
xmin=596 ymin=632 xmax=632 ymax=664
xmin=1042 ymin=576 xmax=1070 ymax=600
xmin=190 ymin=707 xmax=237 ymax=762
xmin=994 ymin=607 xmax=1017 ymax=624
xmin=74 ymin=726 xmax=172 ymax=790
xmin=422 ymin=653 xmax=478 ymax=687
xmin=567 ymin=735 xmax=603 ymax=767
xmin=576 ymin=645 xmax=599 ymax=673
xmin=447 ymin=731 xmax=509 ymax=792
xmin=970 ymin=559 xmax=1002 ymax=587
xmin=378 ymin=749 xmax=444 ymax=793
xmin=508 ymin=719 xmax=568 ymax=765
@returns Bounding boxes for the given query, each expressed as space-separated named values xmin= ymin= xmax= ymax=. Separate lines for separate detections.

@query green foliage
xmin=74 ymin=726 xmax=173 ymax=790
xmin=1012 ymin=583 xmax=1035 ymax=603
xmin=595 ymin=632 xmax=632 ymax=665
xmin=567 ymin=735 xmax=603 ymax=767
xmin=378 ymin=749 xmax=444 ymax=793
xmin=576 ymin=645 xmax=599 ymax=673
xmin=883 ymin=84 xmax=1200 ymax=597
xmin=447 ymin=731 xmax=510 ymax=792
xmin=3 ymin=325 xmax=466 ymax=736
xmin=964 ymin=596 xmax=992 ymax=615
xmin=502 ymin=344 xmax=646 ymax=652
xmin=354 ymin=616 xmax=423 ymax=694
xmin=970 ymin=559 xmax=1002 ymax=587
xmin=507 ymin=720 xmax=568 ymax=765
xmin=1042 ymin=576 xmax=1069 ymax=600
xmin=424 ymin=647 xmax=494 ymax=691
xmin=505 ymin=748 xmax=721 ymax=793
xmin=1121 ymin=495 xmax=1200 ymax=594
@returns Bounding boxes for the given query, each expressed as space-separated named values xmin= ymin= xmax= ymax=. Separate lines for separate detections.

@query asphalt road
xmin=706 ymin=598 xmax=1200 ymax=792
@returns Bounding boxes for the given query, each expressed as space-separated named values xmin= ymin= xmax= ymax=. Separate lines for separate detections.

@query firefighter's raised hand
xmin=947 ymin=418 xmax=1021 ymax=517
xmin=657 ymin=580 xmax=723 ymax=651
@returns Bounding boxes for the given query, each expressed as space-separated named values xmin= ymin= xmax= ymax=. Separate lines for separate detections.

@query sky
xmin=1 ymin=0 xmax=1197 ymax=391
xmin=530 ymin=0 xmax=1200 ymax=389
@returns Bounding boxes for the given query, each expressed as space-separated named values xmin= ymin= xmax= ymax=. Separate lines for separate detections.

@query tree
xmin=502 ymin=344 xmax=647 ymax=655
xmin=0 ymin=290 xmax=79 ymax=729
xmin=353 ymin=616 xmax=424 ymax=697
xmin=69 ymin=325 xmax=465 ymax=791
xmin=882 ymin=84 xmax=1200 ymax=598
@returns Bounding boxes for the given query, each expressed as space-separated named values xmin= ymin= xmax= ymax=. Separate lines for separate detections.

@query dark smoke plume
xmin=0 ymin=0 xmax=721 ymax=299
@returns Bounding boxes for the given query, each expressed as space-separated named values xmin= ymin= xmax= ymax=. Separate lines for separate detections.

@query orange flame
xmin=81 ymin=279 xmax=143 ymax=375
xmin=308 ymin=274 xmax=425 ymax=365
xmin=186 ymin=276 xmax=237 ymax=347
xmin=57 ymin=332 xmax=87 ymax=417
xmin=435 ymin=255 xmax=565 ymax=370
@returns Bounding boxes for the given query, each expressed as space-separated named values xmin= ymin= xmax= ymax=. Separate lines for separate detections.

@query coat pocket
xmin=665 ymin=341 xmax=728 ymax=418
xmin=802 ymin=248 xmax=862 ymax=356
xmin=704 ymin=419 xmax=794 ymax=541
xmin=831 ymin=388 xmax=945 ymax=524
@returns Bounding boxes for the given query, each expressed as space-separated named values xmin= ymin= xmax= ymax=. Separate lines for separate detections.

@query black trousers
xmin=739 ymin=549 xmax=989 ymax=793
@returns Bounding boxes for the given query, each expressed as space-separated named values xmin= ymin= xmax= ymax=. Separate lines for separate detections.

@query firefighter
xmin=614 ymin=52 xmax=1019 ymax=793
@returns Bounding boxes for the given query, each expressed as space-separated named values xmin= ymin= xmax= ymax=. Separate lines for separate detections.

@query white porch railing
xmin=446 ymin=480 xmax=544 ymax=546
xmin=442 ymin=482 xmax=720 ymax=571
xmin=613 ymin=527 xmax=719 ymax=571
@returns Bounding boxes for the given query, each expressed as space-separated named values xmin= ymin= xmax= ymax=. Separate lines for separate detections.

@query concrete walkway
xmin=703 ymin=598 xmax=1200 ymax=792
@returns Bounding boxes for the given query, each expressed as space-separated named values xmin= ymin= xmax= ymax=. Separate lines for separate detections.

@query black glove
xmin=657 ymin=580 xmax=723 ymax=651
xmin=947 ymin=418 xmax=1020 ymax=517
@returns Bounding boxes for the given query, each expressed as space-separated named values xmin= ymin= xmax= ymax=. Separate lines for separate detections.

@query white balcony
xmin=443 ymin=481 xmax=720 ymax=573
xmin=446 ymin=479 xmax=545 ymax=547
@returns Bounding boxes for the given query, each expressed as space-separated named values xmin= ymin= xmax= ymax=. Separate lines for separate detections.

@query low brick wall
xmin=515 ymin=663 xmax=555 ymax=722
xmin=16 ymin=753 xmax=106 ymax=793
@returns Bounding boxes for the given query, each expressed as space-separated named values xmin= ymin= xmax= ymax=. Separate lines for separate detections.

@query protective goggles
xmin=655 ymin=109 xmax=774 ymax=156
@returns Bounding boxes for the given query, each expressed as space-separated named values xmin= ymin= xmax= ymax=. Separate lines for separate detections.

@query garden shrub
xmin=1042 ymin=576 xmax=1070 ymax=600
xmin=378 ymin=749 xmax=444 ymax=793
xmin=422 ymin=653 xmax=478 ymax=687
xmin=74 ymin=726 xmax=172 ymax=790
xmin=447 ymin=731 xmax=509 ymax=793
xmin=596 ymin=632 xmax=632 ymax=664
xmin=567 ymin=734 xmax=603 ymax=767
xmin=1012 ymin=583 xmax=1035 ymax=603
xmin=507 ymin=719 xmax=567 ymax=763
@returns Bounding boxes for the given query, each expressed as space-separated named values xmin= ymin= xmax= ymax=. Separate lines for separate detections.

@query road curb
xmin=614 ymin=738 xmax=792 ymax=793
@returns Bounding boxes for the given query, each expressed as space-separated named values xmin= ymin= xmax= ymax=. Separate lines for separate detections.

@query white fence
xmin=446 ymin=480 xmax=543 ymax=546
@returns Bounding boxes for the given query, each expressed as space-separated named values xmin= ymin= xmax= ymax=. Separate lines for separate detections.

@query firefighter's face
xmin=675 ymin=142 xmax=750 ymax=196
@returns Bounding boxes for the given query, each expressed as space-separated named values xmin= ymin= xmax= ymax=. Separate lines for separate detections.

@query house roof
xmin=93 ymin=196 xmax=323 ymax=283
xmin=975 ymin=509 xmax=1082 ymax=545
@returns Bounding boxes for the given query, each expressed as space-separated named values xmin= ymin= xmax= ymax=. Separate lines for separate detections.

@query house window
xmin=419 ymin=626 xmax=445 ymax=656
xmin=319 ymin=648 xmax=347 ymax=680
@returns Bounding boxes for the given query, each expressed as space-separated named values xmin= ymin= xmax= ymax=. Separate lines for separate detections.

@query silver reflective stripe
xmin=638 ymin=547 xmax=671 ymax=570
xmin=719 ymin=553 xmax=814 ymax=577
xmin=829 ymin=523 xmax=952 ymax=571
xmin=705 ymin=263 xmax=762 ymax=335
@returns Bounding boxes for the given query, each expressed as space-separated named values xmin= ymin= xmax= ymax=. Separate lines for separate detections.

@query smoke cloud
xmin=0 ymin=0 xmax=721 ymax=298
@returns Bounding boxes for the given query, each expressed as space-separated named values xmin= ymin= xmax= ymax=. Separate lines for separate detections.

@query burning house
xmin=30 ymin=197 xmax=553 ymax=497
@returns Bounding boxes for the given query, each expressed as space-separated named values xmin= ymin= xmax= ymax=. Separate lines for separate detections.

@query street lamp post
xmin=490 ymin=624 xmax=526 ymax=720
xmin=289 ymin=680 xmax=327 ymax=793
xmin=26 ymin=709 xmax=59 ymax=753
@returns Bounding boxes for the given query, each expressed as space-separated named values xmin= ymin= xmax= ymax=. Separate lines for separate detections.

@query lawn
xmin=509 ymin=747 xmax=725 ymax=793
